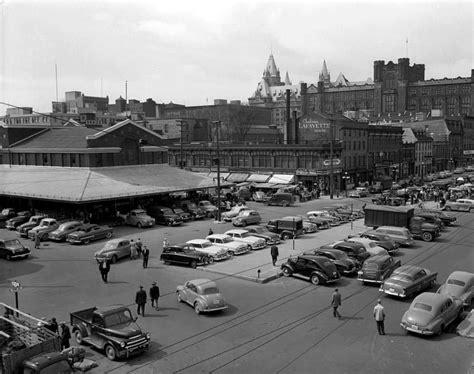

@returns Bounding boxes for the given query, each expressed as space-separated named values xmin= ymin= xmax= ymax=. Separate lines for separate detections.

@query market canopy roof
xmin=226 ymin=173 xmax=250 ymax=182
xmin=0 ymin=164 xmax=229 ymax=203
xmin=246 ymin=174 xmax=271 ymax=183
xmin=267 ymin=174 xmax=295 ymax=184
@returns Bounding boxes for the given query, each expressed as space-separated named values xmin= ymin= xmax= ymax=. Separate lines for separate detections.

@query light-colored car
xmin=245 ymin=225 xmax=281 ymax=245
xmin=176 ymin=279 xmax=228 ymax=314
xmin=221 ymin=206 xmax=250 ymax=221
xmin=345 ymin=237 xmax=388 ymax=256
xmin=48 ymin=221 xmax=83 ymax=241
xmin=307 ymin=211 xmax=340 ymax=226
xmin=206 ymin=234 xmax=250 ymax=255
xmin=94 ymin=238 xmax=131 ymax=263
xmin=186 ymin=239 xmax=231 ymax=261
xmin=437 ymin=271 xmax=474 ymax=308
xmin=380 ymin=265 xmax=437 ymax=298
xmin=349 ymin=187 xmax=369 ymax=198
xmin=232 ymin=210 xmax=262 ymax=227
xmin=400 ymin=292 xmax=463 ymax=336
xmin=302 ymin=220 xmax=318 ymax=234
xmin=119 ymin=209 xmax=155 ymax=228
xmin=444 ymin=199 xmax=474 ymax=212
xmin=372 ymin=226 xmax=415 ymax=247
xmin=224 ymin=229 xmax=266 ymax=250
xmin=198 ymin=200 xmax=218 ymax=217
xmin=27 ymin=218 xmax=61 ymax=241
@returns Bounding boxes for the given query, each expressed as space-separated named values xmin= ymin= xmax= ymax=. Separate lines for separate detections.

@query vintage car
xmin=327 ymin=205 xmax=364 ymax=220
xmin=307 ymin=248 xmax=359 ymax=276
xmin=357 ymin=255 xmax=401 ymax=284
xmin=5 ymin=211 xmax=32 ymax=230
xmin=380 ymin=265 xmax=437 ymax=298
xmin=348 ymin=187 xmax=369 ymax=198
xmin=147 ymin=206 xmax=182 ymax=226
xmin=66 ymin=224 xmax=113 ymax=244
xmin=118 ymin=209 xmax=155 ymax=228
xmin=0 ymin=239 xmax=31 ymax=260
xmin=303 ymin=215 xmax=330 ymax=230
xmin=245 ymin=225 xmax=281 ymax=245
xmin=28 ymin=218 xmax=61 ymax=241
xmin=400 ymin=293 xmax=463 ymax=336
xmin=48 ymin=220 xmax=84 ymax=241
xmin=437 ymin=271 xmax=474 ymax=308
xmin=252 ymin=191 xmax=268 ymax=202
xmin=179 ymin=201 xmax=207 ymax=220
xmin=171 ymin=207 xmax=192 ymax=222
xmin=358 ymin=230 xmax=400 ymax=254
xmin=307 ymin=211 xmax=340 ymax=226
xmin=321 ymin=241 xmax=371 ymax=264
xmin=206 ymin=234 xmax=250 ymax=255
xmin=17 ymin=214 xmax=48 ymax=237
xmin=186 ymin=239 xmax=231 ymax=261
xmin=221 ymin=205 xmax=250 ymax=221
xmin=0 ymin=208 xmax=17 ymax=226
xmin=301 ymin=220 xmax=318 ymax=234
xmin=232 ymin=210 xmax=262 ymax=227
xmin=444 ymin=199 xmax=474 ymax=212
xmin=198 ymin=200 xmax=218 ymax=217
xmin=281 ymin=254 xmax=340 ymax=285
xmin=224 ymin=230 xmax=266 ymax=250
xmin=345 ymin=237 xmax=388 ymax=257
xmin=161 ymin=244 xmax=212 ymax=268
xmin=416 ymin=209 xmax=456 ymax=226
xmin=414 ymin=212 xmax=444 ymax=230
xmin=94 ymin=239 xmax=131 ymax=263
xmin=177 ymin=279 xmax=228 ymax=314
xmin=372 ymin=226 xmax=415 ymax=247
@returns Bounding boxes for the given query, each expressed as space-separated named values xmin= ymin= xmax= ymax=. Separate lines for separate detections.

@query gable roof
xmin=11 ymin=127 xmax=99 ymax=149
xmin=86 ymin=119 xmax=165 ymax=140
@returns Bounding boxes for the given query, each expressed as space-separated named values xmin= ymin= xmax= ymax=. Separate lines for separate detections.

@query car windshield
xmin=202 ymin=287 xmax=219 ymax=295
xmin=413 ymin=303 xmax=432 ymax=312
xmin=174 ymin=208 xmax=184 ymax=213
xmin=4 ymin=239 xmax=22 ymax=249
xmin=104 ymin=242 xmax=118 ymax=250
xmin=103 ymin=309 xmax=133 ymax=327
xmin=363 ymin=262 xmax=379 ymax=270
xmin=162 ymin=208 xmax=174 ymax=214
xmin=447 ymin=279 xmax=465 ymax=287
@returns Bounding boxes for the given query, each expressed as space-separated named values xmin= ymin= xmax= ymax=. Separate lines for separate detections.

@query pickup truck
xmin=118 ymin=209 xmax=155 ymax=228
xmin=71 ymin=305 xmax=150 ymax=361
xmin=17 ymin=214 xmax=47 ymax=237
xmin=363 ymin=205 xmax=440 ymax=242
xmin=27 ymin=218 xmax=61 ymax=241
xmin=266 ymin=216 xmax=303 ymax=240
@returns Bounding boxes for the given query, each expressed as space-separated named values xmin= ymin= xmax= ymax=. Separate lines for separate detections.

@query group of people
xmin=45 ymin=317 xmax=72 ymax=350
xmin=135 ymin=282 xmax=161 ymax=317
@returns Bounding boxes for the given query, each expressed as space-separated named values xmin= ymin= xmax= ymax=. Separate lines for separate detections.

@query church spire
xmin=284 ymin=71 xmax=291 ymax=85
xmin=319 ymin=60 xmax=331 ymax=86
xmin=265 ymin=54 xmax=279 ymax=77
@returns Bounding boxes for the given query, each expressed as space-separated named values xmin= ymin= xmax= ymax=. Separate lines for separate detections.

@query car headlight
xmin=120 ymin=342 xmax=126 ymax=348
xmin=146 ymin=333 xmax=150 ymax=339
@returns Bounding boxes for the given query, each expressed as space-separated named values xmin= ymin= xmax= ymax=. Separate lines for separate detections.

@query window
xmin=446 ymin=97 xmax=458 ymax=115
xmin=421 ymin=98 xmax=431 ymax=112
xmin=461 ymin=96 xmax=471 ymax=115
xmin=383 ymin=95 xmax=395 ymax=112
xmin=252 ymin=154 xmax=272 ymax=168
xmin=274 ymin=154 xmax=295 ymax=169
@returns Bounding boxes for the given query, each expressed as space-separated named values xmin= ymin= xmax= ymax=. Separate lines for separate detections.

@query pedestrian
xmin=59 ymin=322 xmax=71 ymax=349
xmin=34 ymin=232 xmax=41 ymax=249
xmin=135 ymin=286 xmax=147 ymax=317
xmin=208 ymin=228 xmax=214 ymax=236
xmin=162 ymin=237 xmax=169 ymax=249
xmin=331 ymin=289 xmax=342 ymax=319
xmin=136 ymin=238 xmax=143 ymax=258
xmin=130 ymin=239 xmax=137 ymax=259
xmin=270 ymin=245 xmax=279 ymax=266
xmin=46 ymin=317 xmax=59 ymax=334
xmin=142 ymin=246 xmax=150 ymax=269
xmin=150 ymin=281 xmax=160 ymax=310
xmin=99 ymin=259 xmax=110 ymax=282
xmin=373 ymin=299 xmax=386 ymax=335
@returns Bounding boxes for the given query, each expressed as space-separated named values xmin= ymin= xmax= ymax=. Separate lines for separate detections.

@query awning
xmin=246 ymin=174 xmax=271 ymax=183
xmin=253 ymin=183 xmax=287 ymax=189
xmin=225 ymin=173 xmax=249 ymax=182
xmin=209 ymin=172 xmax=230 ymax=180
xmin=267 ymin=174 xmax=295 ymax=184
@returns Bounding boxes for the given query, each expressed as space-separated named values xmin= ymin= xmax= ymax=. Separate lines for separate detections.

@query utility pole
xmin=213 ymin=121 xmax=222 ymax=222
xmin=177 ymin=119 xmax=185 ymax=169
xmin=329 ymin=116 xmax=334 ymax=199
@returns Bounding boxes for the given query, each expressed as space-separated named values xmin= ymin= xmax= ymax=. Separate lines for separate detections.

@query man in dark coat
xmin=150 ymin=282 xmax=160 ymax=310
xmin=135 ymin=286 xmax=147 ymax=317
xmin=99 ymin=259 xmax=111 ymax=282
xmin=270 ymin=245 xmax=279 ymax=266
xmin=142 ymin=246 xmax=150 ymax=269
xmin=59 ymin=322 xmax=71 ymax=349
xmin=331 ymin=288 xmax=342 ymax=319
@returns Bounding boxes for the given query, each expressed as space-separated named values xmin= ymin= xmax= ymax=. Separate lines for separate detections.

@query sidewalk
xmin=197 ymin=200 xmax=441 ymax=283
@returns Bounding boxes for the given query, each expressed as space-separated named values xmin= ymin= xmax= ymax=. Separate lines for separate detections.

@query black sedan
xmin=161 ymin=244 xmax=212 ymax=268
xmin=246 ymin=225 xmax=281 ymax=245
xmin=357 ymin=231 xmax=400 ymax=254
xmin=5 ymin=211 xmax=32 ymax=230
xmin=281 ymin=254 xmax=340 ymax=285
xmin=306 ymin=248 xmax=359 ymax=276
xmin=321 ymin=241 xmax=371 ymax=264
xmin=0 ymin=239 xmax=30 ymax=260
xmin=66 ymin=224 xmax=113 ymax=244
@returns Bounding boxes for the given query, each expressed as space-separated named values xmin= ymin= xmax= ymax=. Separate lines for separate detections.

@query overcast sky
xmin=0 ymin=0 xmax=472 ymax=113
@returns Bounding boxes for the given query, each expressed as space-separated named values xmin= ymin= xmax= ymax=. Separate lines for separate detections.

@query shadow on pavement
xmin=0 ymin=261 xmax=44 ymax=286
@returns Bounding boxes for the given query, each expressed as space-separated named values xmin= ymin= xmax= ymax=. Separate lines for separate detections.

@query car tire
xmin=190 ymin=260 xmax=197 ymax=269
xmin=310 ymin=274 xmax=320 ymax=285
xmin=74 ymin=330 xmax=84 ymax=344
xmin=445 ymin=206 xmax=451 ymax=211
xmin=282 ymin=201 xmax=289 ymax=207
xmin=5 ymin=254 xmax=11 ymax=261
xmin=282 ymin=267 xmax=292 ymax=277
xmin=137 ymin=222 xmax=143 ymax=229
xmin=194 ymin=303 xmax=202 ymax=315
xmin=422 ymin=232 xmax=433 ymax=242
xmin=111 ymin=255 xmax=118 ymax=264
xmin=241 ymin=221 xmax=247 ymax=227
xmin=282 ymin=233 xmax=291 ymax=240
xmin=83 ymin=239 xmax=90 ymax=244
xmin=302 ymin=228 xmax=308 ymax=234
xmin=177 ymin=292 xmax=183 ymax=303
xmin=105 ymin=344 xmax=118 ymax=361
xmin=105 ymin=232 xmax=113 ymax=239
xmin=207 ymin=256 xmax=214 ymax=264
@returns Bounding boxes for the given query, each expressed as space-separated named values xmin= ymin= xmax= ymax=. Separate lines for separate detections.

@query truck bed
xmin=70 ymin=307 xmax=98 ymax=325
xmin=364 ymin=204 xmax=414 ymax=228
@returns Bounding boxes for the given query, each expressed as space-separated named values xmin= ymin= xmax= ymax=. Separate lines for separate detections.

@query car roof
xmin=207 ymin=234 xmax=230 ymax=239
xmin=106 ymin=238 xmax=128 ymax=244
xmin=188 ymin=278 xmax=216 ymax=287
xmin=225 ymin=229 xmax=248 ymax=234
xmin=412 ymin=292 xmax=451 ymax=309
xmin=447 ymin=271 xmax=474 ymax=282
xmin=393 ymin=265 xmax=424 ymax=276
xmin=376 ymin=226 xmax=409 ymax=231
xmin=364 ymin=254 xmax=391 ymax=264
xmin=315 ymin=248 xmax=345 ymax=256
xmin=187 ymin=239 xmax=209 ymax=244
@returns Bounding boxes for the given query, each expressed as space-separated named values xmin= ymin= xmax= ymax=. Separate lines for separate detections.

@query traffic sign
xmin=323 ymin=159 xmax=341 ymax=167
xmin=9 ymin=280 xmax=22 ymax=293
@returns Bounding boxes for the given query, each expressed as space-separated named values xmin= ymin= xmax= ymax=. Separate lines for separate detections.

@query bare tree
xmin=229 ymin=108 xmax=259 ymax=142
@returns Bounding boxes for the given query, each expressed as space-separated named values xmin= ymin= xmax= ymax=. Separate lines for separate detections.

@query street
xmin=1 ymin=196 xmax=473 ymax=373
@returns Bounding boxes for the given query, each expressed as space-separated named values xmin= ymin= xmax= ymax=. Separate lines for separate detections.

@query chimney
xmin=293 ymin=110 xmax=299 ymax=144
xmin=286 ymin=89 xmax=292 ymax=144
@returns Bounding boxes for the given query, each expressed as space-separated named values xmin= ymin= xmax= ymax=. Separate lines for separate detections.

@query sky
xmin=0 ymin=0 xmax=472 ymax=113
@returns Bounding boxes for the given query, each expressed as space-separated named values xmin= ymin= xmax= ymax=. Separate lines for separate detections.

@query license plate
xmin=389 ymin=288 xmax=395 ymax=292
xmin=411 ymin=324 xmax=419 ymax=330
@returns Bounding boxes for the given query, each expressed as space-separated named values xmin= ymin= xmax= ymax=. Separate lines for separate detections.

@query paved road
xmin=1 ymin=196 xmax=473 ymax=373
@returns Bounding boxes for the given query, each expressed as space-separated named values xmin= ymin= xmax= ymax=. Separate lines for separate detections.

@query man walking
xmin=142 ymin=246 xmax=150 ymax=269
xmin=331 ymin=288 xmax=342 ymax=319
xmin=135 ymin=286 xmax=147 ymax=317
xmin=34 ymin=232 xmax=41 ymax=249
xmin=150 ymin=282 xmax=160 ymax=310
xmin=373 ymin=299 xmax=386 ymax=335
xmin=270 ymin=245 xmax=279 ymax=266
xmin=136 ymin=238 xmax=143 ymax=258
xmin=99 ymin=259 xmax=110 ymax=283
xmin=162 ymin=237 xmax=169 ymax=249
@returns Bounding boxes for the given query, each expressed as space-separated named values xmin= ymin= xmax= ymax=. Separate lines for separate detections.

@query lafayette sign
xmin=299 ymin=119 xmax=330 ymax=133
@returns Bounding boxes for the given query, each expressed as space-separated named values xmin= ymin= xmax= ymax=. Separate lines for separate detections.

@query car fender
xmin=282 ymin=263 xmax=296 ymax=272
xmin=311 ymin=270 xmax=328 ymax=282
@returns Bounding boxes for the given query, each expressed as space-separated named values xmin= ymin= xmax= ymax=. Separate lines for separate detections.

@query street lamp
xmin=176 ymin=120 xmax=186 ymax=169
xmin=342 ymin=172 xmax=350 ymax=197
xmin=212 ymin=121 xmax=222 ymax=222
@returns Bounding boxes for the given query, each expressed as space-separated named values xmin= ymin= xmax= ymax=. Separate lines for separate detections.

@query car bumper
xmin=213 ymin=253 xmax=232 ymax=261
xmin=380 ymin=287 xmax=406 ymax=297
xmin=204 ymin=305 xmax=228 ymax=312
xmin=400 ymin=323 xmax=434 ymax=335
xmin=358 ymin=276 xmax=383 ymax=283
xmin=251 ymin=243 xmax=266 ymax=250
xmin=5 ymin=223 xmax=17 ymax=230
xmin=8 ymin=251 xmax=31 ymax=259
xmin=118 ymin=342 xmax=150 ymax=358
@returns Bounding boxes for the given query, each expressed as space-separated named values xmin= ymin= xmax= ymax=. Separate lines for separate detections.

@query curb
xmin=196 ymin=266 xmax=283 ymax=284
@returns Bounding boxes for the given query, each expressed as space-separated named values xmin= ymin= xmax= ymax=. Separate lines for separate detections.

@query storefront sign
xmin=299 ymin=119 xmax=330 ymax=133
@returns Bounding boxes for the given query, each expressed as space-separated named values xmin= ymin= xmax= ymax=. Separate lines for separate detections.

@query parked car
xmin=224 ymin=229 xmax=266 ymax=250
xmin=349 ymin=187 xmax=369 ymax=198
xmin=301 ymin=220 xmax=318 ymax=234
xmin=264 ymin=192 xmax=295 ymax=207
xmin=198 ymin=200 xmax=218 ymax=217
xmin=443 ymin=199 xmax=474 ymax=212
xmin=437 ymin=271 xmax=474 ymax=308
xmin=94 ymin=239 xmax=131 ymax=263
xmin=357 ymin=230 xmax=400 ymax=254
xmin=357 ymin=255 xmax=401 ymax=284
xmin=0 ymin=208 xmax=17 ymax=227
xmin=177 ymin=279 xmax=228 ymax=314
xmin=281 ymin=254 xmax=340 ymax=285
xmin=380 ymin=265 xmax=437 ymax=298
xmin=118 ymin=209 xmax=155 ymax=228
xmin=414 ymin=212 xmax=444 ymax=230
xmin=5 ymin=211 xmax=32 ymax=230
xmin=307 ymin=211 xmax=340 ymax=226
xmin=147 ymin=206 xmax=182 ymax=226
xmin=186 ymin=239 xmax=231 ymax=261
xmin=345 ymin=237 xmax=388 ymax=257
xmin=232 ymin=210 xmax=262 ymax=227
xmin=266 ymin=216 xmax=304 ymax=239
xmin=400 ymin=293 xmax=463 ymax=336
xmin=245 ymin=225 xmax=281 ymax=245
xmin=252 ymin=191 xmax=268 ymax=202
xmin=308 ymin=248 xmax=359 ymax=276
xmin=161 ymin=244 xmax=212 ymax=268
xmin=371 ymin=226 xmax=415 ymax=247
xmin=48 ymin=220 xmax=83 ymax=241
xmin=320 ymin=241 xmax=371 ymax=265
xmin=66 ymin=224 xmax=113 ymax=244
xmin=221 ymin=205 xmax=250 ymax=221
xmin=416 ymin=209 xmax=456 ymax=226
xmin=179 ymin=201 xmax=207 ymax=220
xmin=27 ymin=218 xmax=61 ymax=241
xmin=206 ymin=234 xmax=250 ymax=255
xmin=171 ymin=207 xmax=192 ymax=221
xmin=17 ymin=214 xmax=48 ymax=237
xmin=0 ymin=239 xmax=30 ymax=260
xmin=303 ymin=215 xmax=330 ymax=230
